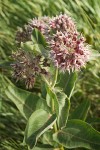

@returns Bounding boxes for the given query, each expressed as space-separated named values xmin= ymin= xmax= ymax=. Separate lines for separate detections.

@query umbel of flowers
xmin=12 ymin=14 xmax=90 ymax=88
xmin=11 ymin=50 xmax=49 ymax=89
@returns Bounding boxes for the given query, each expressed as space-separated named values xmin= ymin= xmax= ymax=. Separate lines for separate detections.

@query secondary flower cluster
xmin=13 ymin=14 xmax=90 ymax=88
xmin=16 ymin=17 xmax=50 ymax=44
xmin=11 ymin=50 xmax=48 ymax=89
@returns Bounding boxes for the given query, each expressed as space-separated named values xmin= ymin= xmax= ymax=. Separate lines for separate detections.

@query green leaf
xmin=56 ymin=91 xmax=70 ymax=128
xmin=41 ymin=82 xmax=47 ymax=99
xmin=33 ymin=43 xmax=48 ymax=57
xmin=21 ymin=41 xmax=34 ymax=53
xmin=32 ymin=28 xmax=48 ymax=57
xmin=24 ymin=109 xmax=56 ymax=149
xmin=3 ymin=77 xmax=50 ymax=119
xmin=40 ymin=130 xmax=58 ymax=147
xmin=46 ymin=82 xmax=70 ymax=128
xmin=32 ymin=28 xmax=47 ymax=47
xmin=58 ymin=72 xmax=77 ymax=98
xmin=53 ymin=119 xmax=100 ymax=150
xmin=46 ymin=84 xmax=59 ymax=116
xmin=70 ymin=100 xmax=90 ymax=121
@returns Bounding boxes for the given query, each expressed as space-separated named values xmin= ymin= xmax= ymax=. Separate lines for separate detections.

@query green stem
xmin=51 ymin=98 xmax=57 ymax=133
xmin=51 ymin=68 xmax=58 ymax=133
xmin=60 ymin=145 xmax=65 ymax=150
xmin=52 ymin=67 xmax=58 ymax=88
xmin=53 ymin=121 xmax=58 ymax=132
xmin=51 ymin=68 xmax=65 ymax=150
xmin=42 ymin=75 xmax=50 ymax=85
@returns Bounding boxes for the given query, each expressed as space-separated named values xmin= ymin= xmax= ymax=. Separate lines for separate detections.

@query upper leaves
xmin=70 ymin=99 xmax=90 ymax=120
xmin=57 ymin=71 xmax=77 ymax=98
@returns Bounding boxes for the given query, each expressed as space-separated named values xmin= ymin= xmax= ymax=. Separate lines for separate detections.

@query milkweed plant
xmin=4 ymin=14 xmax=100 ymax=150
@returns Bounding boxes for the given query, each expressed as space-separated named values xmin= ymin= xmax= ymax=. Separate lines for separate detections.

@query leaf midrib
xmin=5 ymin=86 xmax=34 ymax=119
xmin=58 ymin=130 xmax=100 ymax=146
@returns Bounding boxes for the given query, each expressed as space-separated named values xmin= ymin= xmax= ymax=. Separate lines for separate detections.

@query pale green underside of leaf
xmin=24 ymin=109 xmax=56 ymax=149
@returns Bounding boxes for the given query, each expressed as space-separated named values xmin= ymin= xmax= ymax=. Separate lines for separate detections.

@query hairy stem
xmin=51 ymin=68 xmax=65 ymax=150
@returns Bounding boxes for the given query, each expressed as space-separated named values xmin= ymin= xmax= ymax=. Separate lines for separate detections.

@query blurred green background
xmin=0 ymin=0 xmax=100 ymax=149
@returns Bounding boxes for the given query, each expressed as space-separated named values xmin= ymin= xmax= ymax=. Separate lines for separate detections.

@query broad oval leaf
xmin=53 ymin=119 xmax=100 ymax=150
xmin=57 ymin=72 xmax=77 ymax=98
xmin=70 ymin=100 xmax=90 ymax=121
xmin=46 ymin=83 xmax=70 ymax=128
xmin=24 ymin=109 xmax=56 ymax=149
xmin=32 ymin=28 xmax=47 ymax=48
xmin=3 ymin=76 xmax=50 ymax=119
xmin=46 ymin=84 xmax=59 ymax=117
xmin=56 ymin=91 xmax=70 ymax=129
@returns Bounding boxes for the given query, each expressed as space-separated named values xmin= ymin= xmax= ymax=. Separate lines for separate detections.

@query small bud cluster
xmin=11 ymin=50 xmax=48 ymax=89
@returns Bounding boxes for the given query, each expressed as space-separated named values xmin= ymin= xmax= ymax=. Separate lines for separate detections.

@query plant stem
xmin=51 ymin=68 xmax=64 ymax=150
xmin=53 ymin=121 xmax=58 ymax=132
xmin=60 ymin=145 xmax=65 ymax=150
xmin=52 ymin=67 xmax=58 ymax=88
xmin=51 ymin=98 xmax=57 ymax=133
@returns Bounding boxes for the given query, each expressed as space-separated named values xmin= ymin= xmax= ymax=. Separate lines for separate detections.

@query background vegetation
xmin=0 ymin=0 xmax=100 ymax=149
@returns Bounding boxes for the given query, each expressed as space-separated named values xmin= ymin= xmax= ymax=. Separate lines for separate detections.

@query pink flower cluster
xmin=15 ymin=14 xmax=90 ymax=73
xmin=16 ymin=17 xmax=49 ymax=44
xmin=48 ymin=14 xmax=90 ymax=72
xmin=11 ymin=50 xmax=48 ymax=89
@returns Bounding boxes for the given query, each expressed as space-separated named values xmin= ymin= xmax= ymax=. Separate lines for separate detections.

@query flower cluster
xmin=48 ymin=14 xmax=90 ymax=72
xmin=13 ymin=14 xmax=90 ymax=88
xmin=16 ymin=25 xmax=33 ymax=44
xmin=11 ymin=50 xmax=48 ymax=89
xmin=16 ymin=17 xmax=50 ymax=44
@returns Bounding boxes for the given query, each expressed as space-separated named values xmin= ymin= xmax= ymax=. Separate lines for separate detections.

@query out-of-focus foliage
xmin=0 ymin=0 xmax=100 ymax=149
